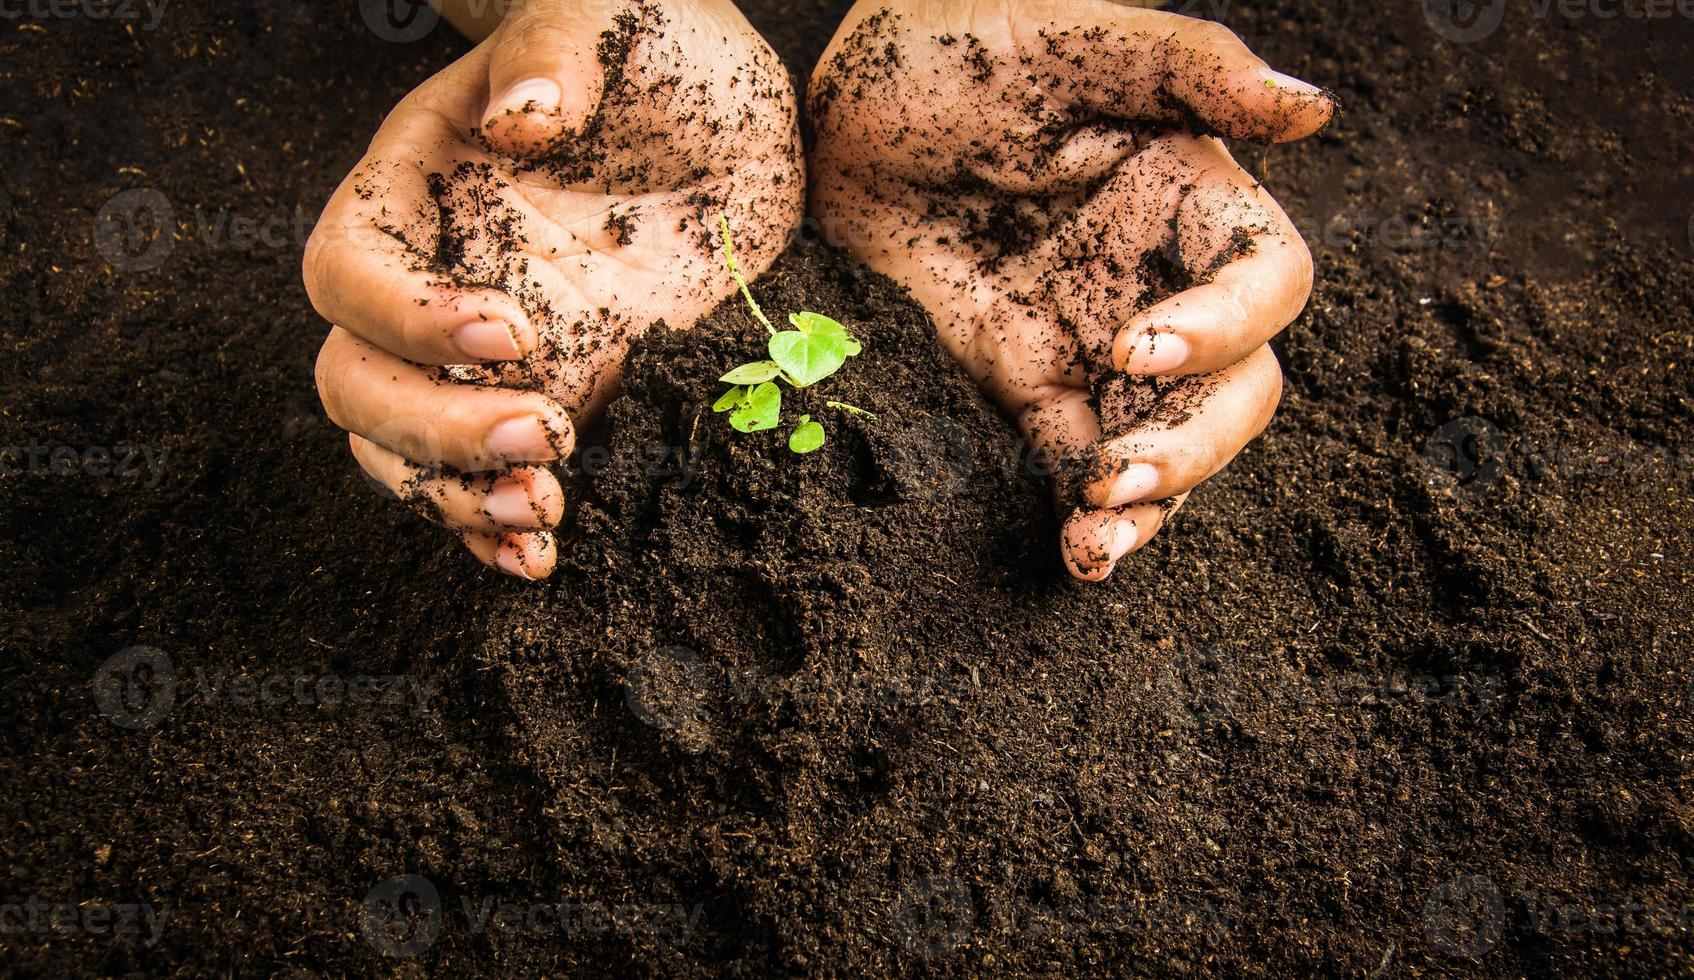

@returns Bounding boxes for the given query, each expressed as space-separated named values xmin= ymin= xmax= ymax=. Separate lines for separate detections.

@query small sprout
xmin=827 ymin=400 xmax=876 ymax=419
xmin=720 ymin=214 xmax=775 ymax=335
xmin=716 ymin=214 xmax=871 ymax=453
xmin=789 ymin=415 xmax=825 ymax=454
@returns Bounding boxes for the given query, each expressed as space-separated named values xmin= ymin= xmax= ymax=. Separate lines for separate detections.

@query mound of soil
xmin=0 ymin=0 xmax=1690 ymax=976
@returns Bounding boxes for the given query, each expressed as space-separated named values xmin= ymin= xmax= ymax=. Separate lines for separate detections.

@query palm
xmin=337 ymin=2 xmax=801 ymax=419
xmin=810 ymin=2 xmax=1330 ymax=577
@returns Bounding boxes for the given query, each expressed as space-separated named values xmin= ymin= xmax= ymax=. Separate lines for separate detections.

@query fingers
xmin=315 ymin=327 xmax=574 ymax=471
xmin=1030 ymin=4 xmax=1335 ymax=142
xmin=480 ymin=0 xmax=612 ymax=156
xmin=1112 ymin=161 xmax=1313 ymax=376
xmin=303 ymin=161 xmax=539 ymax=365
xmin=1012 ymin=346 xmax=1282 ymax=582
xmin=460 ymin=529 xmax=559 ymax=580
xmin=350 ymin=433 xmax=560 ymax=580
xmin=1008 ymin=388 xmax=1174 ymax=582
xmin=1082 ymin=345 xmax=1284 ymax=509
xmin=349 ymin=434 xmax=565 ymax=533
xmin=1060 ymin=495 xmax=1188 ymax=582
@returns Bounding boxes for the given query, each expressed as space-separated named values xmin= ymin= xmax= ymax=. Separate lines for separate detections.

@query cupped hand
xmin=306 ymin=0 xmax=802 ymax=578
xmin=808 ymin=1 xmax=1333 ymax=580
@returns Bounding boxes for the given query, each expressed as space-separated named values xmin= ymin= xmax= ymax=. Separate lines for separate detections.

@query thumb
xmin=1035 ymin=6 xmax=1336 ymax=143
xmin=479 ymin=0 xmax=613 ymax=157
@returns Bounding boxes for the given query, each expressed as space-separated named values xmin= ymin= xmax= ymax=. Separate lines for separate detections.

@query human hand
xmin=306 ymin=0 xmax=802 ymax=578
xmin=808 ymin=1 xmax=1333 ymax=580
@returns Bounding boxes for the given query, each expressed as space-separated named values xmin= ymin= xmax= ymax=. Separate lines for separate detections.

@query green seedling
xmin=789 ymin=415 xmax=825 ymax=454
xmin=712 ymin=215 xmax=872 ymax=451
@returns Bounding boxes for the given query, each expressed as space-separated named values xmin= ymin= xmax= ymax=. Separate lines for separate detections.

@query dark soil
xmin=2 ymin=1 xmax=1692 ymax=977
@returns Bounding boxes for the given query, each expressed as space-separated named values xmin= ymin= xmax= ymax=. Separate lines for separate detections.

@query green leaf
xmin=730 ymin=381 xmax=781 ymax=433
xmin=720 ymin=361 xmax=782 ymax=384
xmin=769 ymin=330 xmax=848 ymax=387
xmin=789 ymin=416 xmax=825 ymax=454
xmin=791 ymin=311 xmax=846 ymax=335
xmin=712 ymin=386 xmax=747 ymax=413
xmin=793 ymin=311 xmax=861 ymax=357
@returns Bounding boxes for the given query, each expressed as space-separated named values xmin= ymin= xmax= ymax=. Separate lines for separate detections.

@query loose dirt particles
xmin=0 ymin=1 xmax=1690 ymax=976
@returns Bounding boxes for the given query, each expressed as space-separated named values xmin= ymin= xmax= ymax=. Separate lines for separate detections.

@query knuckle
xmin=313 ymin=336 xmax=349 ymax=429
xmin=300 ymin=232 xmax=335 ymax=315
xmin=502 ymin=10 xmax=580 ymax=61
xmin=1188 ymin=19 xmax=1244 ymax=52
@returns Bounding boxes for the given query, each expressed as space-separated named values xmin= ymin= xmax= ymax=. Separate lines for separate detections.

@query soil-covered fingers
xmin=1082 ymin=344 xmax=1284 ymax=509
xmin=304 ymin=160 xmax=538 ymax=364
xmin=1060 ymin=494 xmax=1189 ymax=582
xmin=459 ymin=529 xmax=559 ymax=580
xmin=1023 ymin=2 xmax=1334 ymax=142
xmin=1008 ymin=389 xmax=1173 ymax=581
xmin=315 ymin=327 xmax=574 ymax=471
xmin=478 ymin=0 xmax=611 ymax=156
xmin=1113 ymin=150 xmax=1314 ymax=377
xmin=348 ymin=434 xmax=564 ymax=533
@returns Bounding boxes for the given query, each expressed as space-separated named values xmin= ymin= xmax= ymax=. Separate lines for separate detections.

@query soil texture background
xmin=1 ymin=1 xmax=1691 ymax=975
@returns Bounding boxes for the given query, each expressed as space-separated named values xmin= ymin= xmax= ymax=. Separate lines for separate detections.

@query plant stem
xmin=719 ymin=213 xmax=775 ymax=335
xmin=827 ymin=401 xmax=876 ymax=419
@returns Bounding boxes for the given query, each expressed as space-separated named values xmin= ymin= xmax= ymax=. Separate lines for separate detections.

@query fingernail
xmin=1120 ymin=331 xmax=1190 ymax=374
xmin=1260 ymin=69 xmax=1327 ymax=100
xmin=488 ymin=78 xmax=562 ymax=121
xmin=485 ymin=479 xmax=537 ymax=527
xmin=1110 ymin=518 xmax=1140 ymax=561
xmin=486 ymin=416 xmax=556 ymax=463
xmin=1103 ymin=463 xmax=1161 ymax=509
xmin=495 ymin=535 xmax=538 ymax=580
xmin=455 ymin=319 xmax=522 ymax=361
